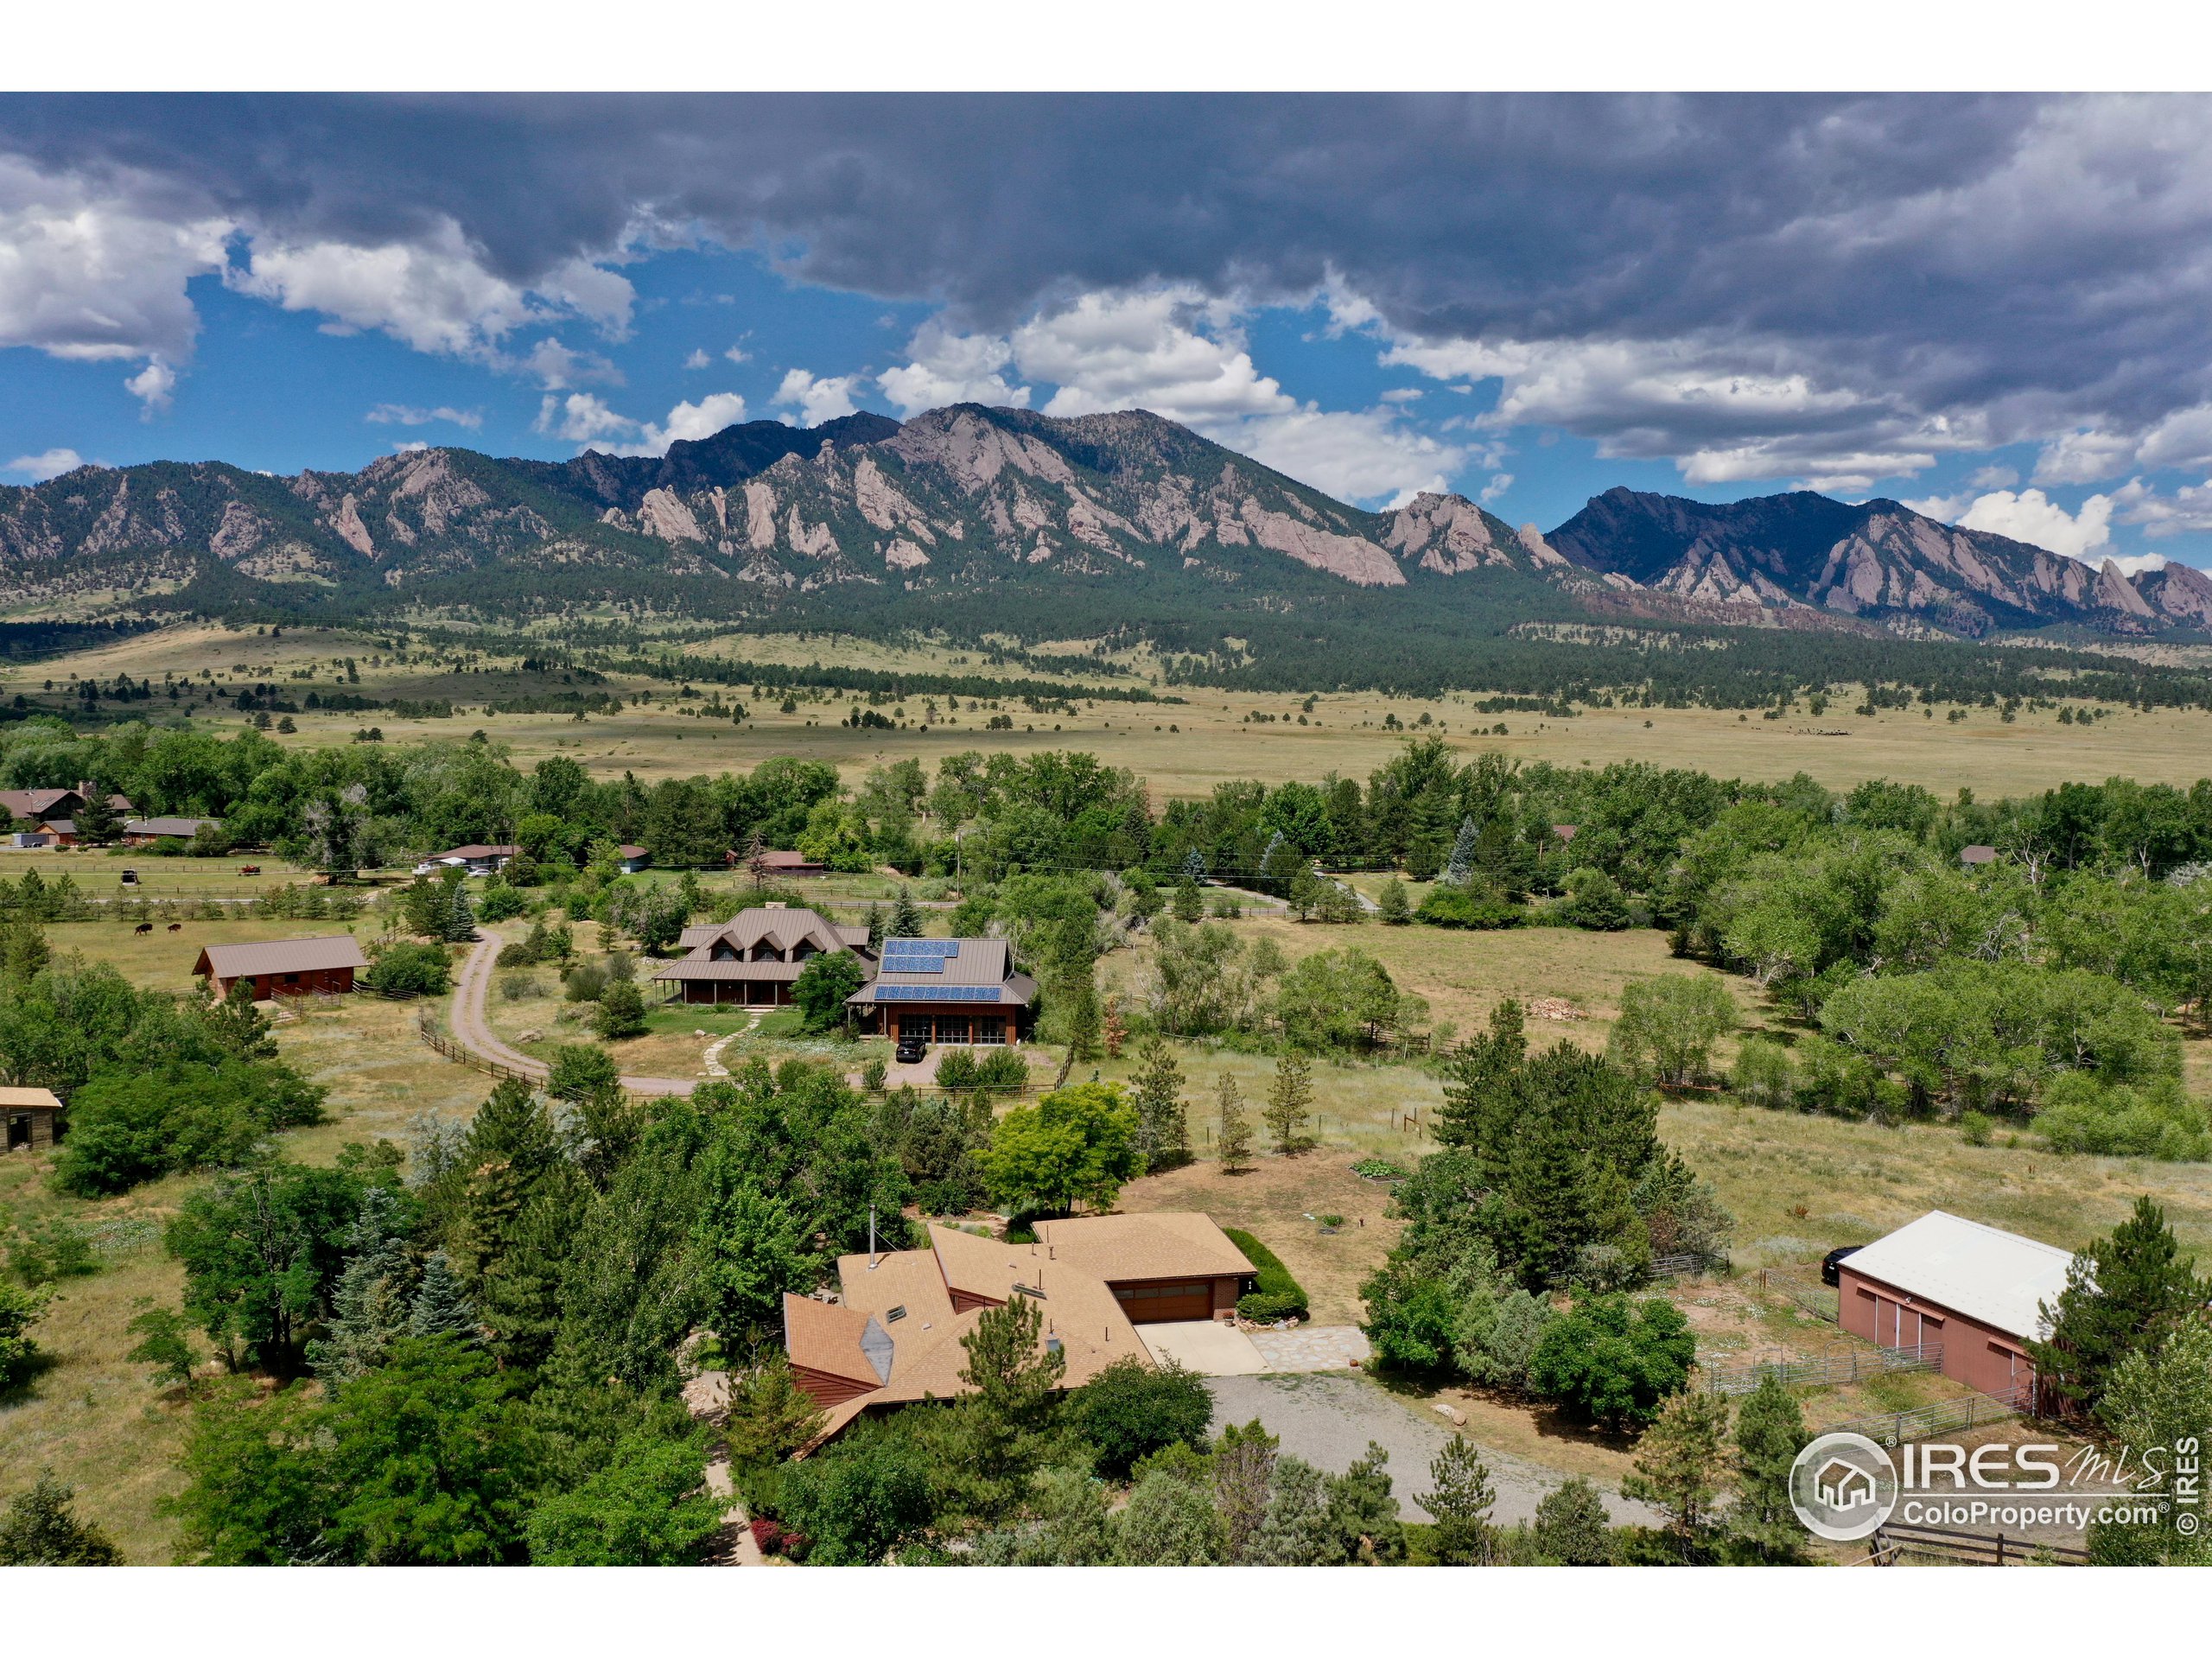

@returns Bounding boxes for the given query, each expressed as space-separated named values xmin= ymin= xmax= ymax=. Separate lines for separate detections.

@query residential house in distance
xmin=2 ymin=1086 xmax=67 ymax=1153
xmin=1959 ymin=844 xmax=1999 ymax=868
xmin=2 ymin=783 xmax=137 ymax=847
xmin=123 ymin=815 xmax=221 ymax=847
xmin=1834 ymin=1210 xmax=2075 ymax=1403
xmin=784 ymin=1213 xmax=1255 ymax=1441
xmin=734 ymin=848 xmax=825 ymax=878
xmin=650 ymin=904 xmax=871 ymax=1007
xmin=845 ymin=936 xmax=1036 ymax=1046
xmin=194 ymin=934 xmax=369 ymax=1000
xmin=420 ymin=842 xmax=649 ymax=875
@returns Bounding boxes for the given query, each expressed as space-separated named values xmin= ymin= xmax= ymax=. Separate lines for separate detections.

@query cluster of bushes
xmin=1224 ymin=1227 xmax=1308 ymax=1322
xmin=361 ymin=940 xmax=452 ymax=999
xmin=931 ymin=1047 xmax=1028 ymax=1092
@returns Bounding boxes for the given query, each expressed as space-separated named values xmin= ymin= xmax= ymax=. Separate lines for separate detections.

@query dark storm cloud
xmin=5 ymin=93 xmax=2212 ymax=479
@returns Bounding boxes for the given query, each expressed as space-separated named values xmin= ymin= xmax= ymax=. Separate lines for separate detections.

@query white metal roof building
xmin=1840 ymin=1210 xmax=2077 ymax=1343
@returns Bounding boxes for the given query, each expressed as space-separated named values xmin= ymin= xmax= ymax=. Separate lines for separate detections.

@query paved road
xmin=1205 ymin=1372 xmax=1659 ymax=1528
xmin=448 ymin=925 xmax=698 ymax=1096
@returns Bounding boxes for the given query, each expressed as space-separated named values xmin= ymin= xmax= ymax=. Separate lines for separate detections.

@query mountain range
xmin=3 ymin=404 xmax=2208 ymax=640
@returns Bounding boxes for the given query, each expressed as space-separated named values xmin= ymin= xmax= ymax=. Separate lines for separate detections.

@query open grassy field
xmin=22 ymin=620 xmax=2212 ymax=800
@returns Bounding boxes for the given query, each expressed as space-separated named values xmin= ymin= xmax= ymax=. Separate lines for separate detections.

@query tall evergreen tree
xmin=0 ymin=1472 xmax=123 ymax=1565
xmin=2030 ymin=1197 xmax=2206 ymax=1414
xmin=1215 ymin=1074 xmax=1254 ymax=1174
xmin=1425 ymin=1435 xmax=1498 ymax=1564
xmin=862 ymin=901 xmax=885 ymax=946
xmin=1376 ymin=878 xmax=1412 ymax=925
xmin=1620 ymin=1390 xmax=1732 ymax=1561
xmin=408 ymin=1250 xmax=480 ymax=1340
xmin=308 ymin=1185 xmax=417 ymax=1390
xmin=1444 ymin=817 xmax=1479 ymax=887
xmin=1435 ymin=998 xmax=1527 ymax=1169
xmin=1531 ymin=1476 xmax=1615 ymax=1565
xmin=1263 ymin=1051 xmax=1317 ymax=1156
xmin=889 ymin=887 xmax=924 ymax=938
xmin=1129 ymin=1034 xmax=1191 ymax=1172
xmin=1728 ymin=1375 xmax=1809 ymax=1561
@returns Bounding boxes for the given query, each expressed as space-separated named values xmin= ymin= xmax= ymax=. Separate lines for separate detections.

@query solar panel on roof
xmin=875 ymin=984 xmax=1001 ymax=1002
xmin=881 ymin=939 xmax=959 ymax=958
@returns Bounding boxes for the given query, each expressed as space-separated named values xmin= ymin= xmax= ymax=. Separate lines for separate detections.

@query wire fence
xmin=1760 ymin=1265 xmax=1841 ymax=1324
xmin=1701 ymin=1340 xmax=1942 ymax=1396
xmin=1831 ymin=1382 xmax=2028 ymax=1448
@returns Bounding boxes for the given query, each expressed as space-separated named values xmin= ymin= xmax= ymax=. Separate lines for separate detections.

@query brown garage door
xmin=1114 ymin=1281 xmax=1214 ymax=1323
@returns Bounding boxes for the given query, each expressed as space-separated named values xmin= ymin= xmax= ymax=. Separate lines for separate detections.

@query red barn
xmin=195 ymin=934 xmax=369 ymax=1001
xmin=1835 ymin=1210 xmax=2075 ymax=1404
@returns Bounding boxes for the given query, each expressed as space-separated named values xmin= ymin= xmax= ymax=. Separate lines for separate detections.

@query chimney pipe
xmin=868 ymin=1205 xmax=878 ymax=1270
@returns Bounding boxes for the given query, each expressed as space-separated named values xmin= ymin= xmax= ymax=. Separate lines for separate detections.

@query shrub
xmin=362 ymin=941 xmax=451 ymax=998
xmin=54 ymin=1058 xmax=327 ymax=1197
xmin=1528 ymin=1294 xmax=1695 ymax=1429
xmin=1360 ymin=1259 xmax=1460 ymax=1369
xmin=934 ymin=1049 xmax=978 ymax=1091
xmin=1729 ymin=1038 xmax=1797 ymax=1111
xmin=1223 ymin=1226 xmax=1307 ymax=1319
xmin=477 ymin=883 xmax=531 ymax=923
xmin=1414 ymin=882 xmax=1522 ymax=930
xmin=563 ymin=961 xmax=610 ymax=1002
xmin=1555 ymin=868 xmax=1634 ymax=931
xmin=595 ymin=979 xmax=648 ymax=1041
xmin=861 ymin=1055 xmax=888 ymax=1093
xmin=1067 ymin=1356 xmax=1213 ymax=1478
xmin=974 ymin=1049 xmax=1027 ymax=1089
xmin=2033 ymin=1075 xmax=2212 ymax=1161
xmin=1960 ymin=1109 xmax=1995 ymax=1147
xmin=1237 ymin=1291 xmax=1304 ymax=1322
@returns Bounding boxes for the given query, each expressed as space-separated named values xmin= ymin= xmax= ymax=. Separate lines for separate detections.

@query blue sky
xmin=3 ymin=94 xmax=2210 ymax=569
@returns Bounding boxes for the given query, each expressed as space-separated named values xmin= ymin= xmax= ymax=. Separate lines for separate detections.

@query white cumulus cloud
xmin=773 ymin=369 xmax=863 ymax=427
xmin=1910 ymin=486 xmax=2119 ymax=562
xmin=365 ymin=404 xmax=482 ymax=429
xmin=683 ymin=348 xmax=711 ymax=371
xmin=123 ymin=359 xmax=176 ymax=417
xmin=540 ymin=391 xmax=750 ymax=458
xmin=535 ymin=391 xmax=637 ymax=446
xmin=3 ymin=448 xmax=88 ymax=482
xmin=879 ymin=321 xmax=1031 ymax=416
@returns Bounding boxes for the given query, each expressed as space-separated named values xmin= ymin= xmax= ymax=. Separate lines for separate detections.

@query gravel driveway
xmin=1205 ymin=1372 xmax=1659 ymax=1528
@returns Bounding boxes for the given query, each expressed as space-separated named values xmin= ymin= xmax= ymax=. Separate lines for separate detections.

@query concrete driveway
xmin=1138 ymin=1320 xmax=1268 ymax=1376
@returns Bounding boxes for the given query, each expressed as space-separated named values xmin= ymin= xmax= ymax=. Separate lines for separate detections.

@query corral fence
xmin=1870 ymin=1522 xmax=2087 ymax=1567
xmin=1650 ymin=1249 xmax=1731 ymax=1281
xmin=416 ymin=1011 xmax=547 ymax=1086
xmin=1701 ymin=1341 xmax=1941 ymax=1397
xmin=1761 ymin=1265 xmax=1841 ymax=1324
xmin=1833 ymin=1382 xmax=2028 ymax=1448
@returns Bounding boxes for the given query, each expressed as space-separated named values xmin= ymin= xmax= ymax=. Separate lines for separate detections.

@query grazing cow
xmin=134 ymin=921 xmax=153 ymax=935
xmin=167 ymin=922 xmax=182 ymax=933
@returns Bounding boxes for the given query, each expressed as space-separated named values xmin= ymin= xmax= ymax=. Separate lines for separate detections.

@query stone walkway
xmin=1250 ymin=1324 xmax=1372 ymax=1372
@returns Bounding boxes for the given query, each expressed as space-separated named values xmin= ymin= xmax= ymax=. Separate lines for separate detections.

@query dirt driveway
xmin=1205 ymin=1372 xmax=1660 ymax=1528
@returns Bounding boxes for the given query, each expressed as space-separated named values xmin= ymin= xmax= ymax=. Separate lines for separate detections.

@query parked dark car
xmin=894 ymin=1036 xmax=927 ymax=1065
xmin=1821 ymin=1245 xmax=1863 ymax=1287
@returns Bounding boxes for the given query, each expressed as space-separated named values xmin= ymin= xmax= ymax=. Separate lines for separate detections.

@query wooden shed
xmin=2 ymin=1086 xmax=66 ymax=1153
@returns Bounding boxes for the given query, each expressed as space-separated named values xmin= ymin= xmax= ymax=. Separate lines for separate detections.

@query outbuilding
xmin=1 ymin=1086 xmax=66 ymax=1153
xmin=1834 ymin=1210 xmax=2075 ymax=1403
xmin=194 ymin=934 xmax=369 ymax=1000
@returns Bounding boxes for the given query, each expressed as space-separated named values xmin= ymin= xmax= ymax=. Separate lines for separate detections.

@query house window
xmin=972 ymin=1017 xmax=1007 ymax=1045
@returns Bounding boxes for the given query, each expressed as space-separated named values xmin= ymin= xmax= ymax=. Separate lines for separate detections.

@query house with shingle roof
xmin=785 ymin=1213 xmax=1256 ymax=1445
xmin=650 ymin=903 xmax=872 ymax=1007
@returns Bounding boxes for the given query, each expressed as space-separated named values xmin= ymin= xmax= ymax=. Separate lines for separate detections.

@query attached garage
xmin=1112 ymin=1280 xmax=1220 ymax=1324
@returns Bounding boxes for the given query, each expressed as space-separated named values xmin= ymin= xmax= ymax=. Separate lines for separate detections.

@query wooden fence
xmin=1870 ymin=1522 xmax=2088 ymax=1566
xmin=416 ymin=1011 xmax=547 ymax=1085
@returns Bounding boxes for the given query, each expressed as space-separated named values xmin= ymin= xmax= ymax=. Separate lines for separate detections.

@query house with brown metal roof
xmin=785 ymin=1213 xmax=1255 ymax=1443
xmin=649 ymin=904 xmax=872 ymax=1007
xmin=744 ymin=848 xmax=825 ymax=877
xmin=2 ymin=1086 xmax=66 ymax=1153
xmin=124 ymin=816 xmax=222 ymax=845
xmin=194 ymin=934 xmax=369 ymax=1000
xmin=1959 ymin=844 xmax=1999 ymax=868
xmin=845 ymin=936 xmax=1037 ymax=1046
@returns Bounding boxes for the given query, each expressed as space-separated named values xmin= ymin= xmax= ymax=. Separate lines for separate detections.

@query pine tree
xmin=308 ymin=1185 xmax=417 ymax=1389
xmin=1129 ymin=1034 xmax=1191 ymax=1173
xmin=73 ymin=791 xmax=120 ymax=846
xmin=1100 ymin=995 xmax=1128 ymax=1060
xmin=890 ymin=887 xmax=924 ymax=938
xmin=1531 ymin=1476 xmax=1614 ymax=1565
xmin=449 ymin=1078 xmax=561 ymax=1286
xmin=1435 ymin=998 xmax=1527 ymax=1170
xmin=1172 ymin=874 xmax=1205 ymax=923
xmin=1213 ymin=1418 xmax=1279 ymax=1563
xmin=2030 ymin=1196 xmax=2206 ymax=1414
xmin=1444 ymin=817 xmax=1478 ymax=887
xmin=863 ymin=901 xmax=885 ymax=946
xmin=1620 ymin=1390 xmax=1732 ymax=1561
xmin=1504 ymin=1098 xmax=1592 ymax=1290
xmin=725 ymin=1355 xmax=829 ymax=1469
xmin=1376 ymin=878 xmax=1411 ymax=925
xmin=409 ymin=1250 xmax=480 ymax=1339
xmin=446 ymin=877 xmax=478 ymax=942
xmin=1425 ymin=1435 xmax=1497 ymax=1564
xmin=1729 ymin=1375 xmax=1808 ymax=1561
xmin=0 ymin=1472 xmax=122 ymax=1565
xmin=1215 ymin=1074 xmax=1254 ymax=1174
xmin=1263 ymin=1051 xmax=1316 ymax=1156
xmin=201 ymin=974 xmax=278 ymax=1058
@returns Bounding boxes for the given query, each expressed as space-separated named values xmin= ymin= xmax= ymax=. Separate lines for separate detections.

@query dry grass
xmin=29 ymin=620 xmax=2212 ymax=802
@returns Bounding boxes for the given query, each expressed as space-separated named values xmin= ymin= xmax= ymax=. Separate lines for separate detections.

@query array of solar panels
xmin=880 ymin=938 xmax=962 ymax=975
xmin=876 ymin=983 xmax=1003 ymax=1003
